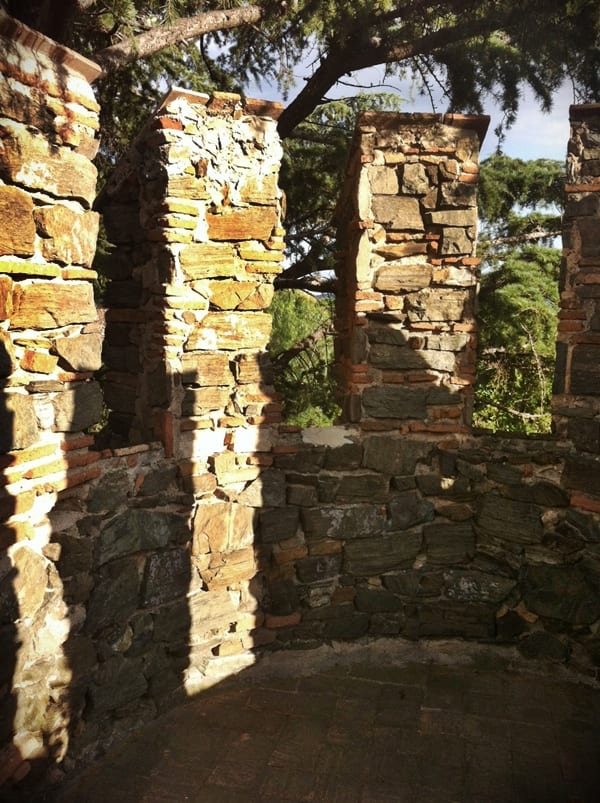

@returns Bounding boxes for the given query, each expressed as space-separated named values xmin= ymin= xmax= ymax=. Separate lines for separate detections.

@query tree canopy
xmin=474 ymin=154 xmax=563 ymax=433
xmin=9 ymin=1 xmax=600 ymax=140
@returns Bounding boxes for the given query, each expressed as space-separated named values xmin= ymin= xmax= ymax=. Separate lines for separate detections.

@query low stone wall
xmin=262 ymin=428 xmax=600 ymax=670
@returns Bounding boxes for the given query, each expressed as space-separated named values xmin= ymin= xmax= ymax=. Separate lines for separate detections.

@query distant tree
xmin=474 ymin=155 xmax=563 ymax=433
xmin=269 ymin=290 xmax=339 ymax=426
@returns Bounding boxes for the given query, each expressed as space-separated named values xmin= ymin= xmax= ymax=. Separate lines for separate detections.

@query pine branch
xmin=94 ymin=5 xmax=266 ymax=75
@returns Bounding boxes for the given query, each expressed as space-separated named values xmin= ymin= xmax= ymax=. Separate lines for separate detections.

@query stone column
xmin=553 ymin=104 xmax=600 ymax=453
xmin=335 ymin=112 xmax=489 ymax=434
xmin=0 ymin=13 xmax=102 ymax=789
xmin=99 ymin=89 xmax=285 ymax=479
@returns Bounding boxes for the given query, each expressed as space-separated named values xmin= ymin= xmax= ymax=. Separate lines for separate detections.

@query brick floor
xmin=50 ymin=648 xmax=600 ymax=803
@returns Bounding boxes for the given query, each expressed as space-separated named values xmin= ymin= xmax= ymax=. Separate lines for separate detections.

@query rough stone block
xmin=182 ymin=386 xmax=232 ymax=415
xmin=423 ymin=522 xmax=475 ymax=564
xmin=388 ymin=491 xmax=435 ymax=530
xmin=142 ymin=549 xmax=190 ymax=607
xmin=440 ymin=228 xmax=474 ymax=255
xmin=53 ymin=381 xmax=104 ymax=432
xmin=85 ymin=557 xmax=141 ymax=635
xmin=371 ymin=195 xmax=423 ymax=230
xmin=404 ymin=601 xmax=495 ymax=639
xmin=0 ymin=391 xmax=38 ymax=450
xmin=207 ymin=279 xmax=274 ymax=310
xmin=355 ymin=588 xmax=403 ymax=612
xmin=54 ymin=333 xmax=102 ymax=372
xmin=369 ymin=165 xmax=399 ymax=194
xmin=443 ymin=569 xmax=516 ymax=603
xmin=207 ymin=206 xmax=278 ymax=241
xmin=10 ymin=281 xmax=97 ymax=329
xmin=0 ymin=120 xmax=97 ymax=207
xmin=383 ymin=569 xmax=444 ymax=597
xmin=363 ymin=436 xmax=433 ymax=475
xmin=90 ymin=655 xmax=147 ymax=713
xmin=374 ymin=263 xmax=433 ymax=292
xmin=186 ymin=312 xmax=272 ymax=351
xmin=334 ymin=472 xmax=389 ymax=502
xmin=401 ymin=163 xmax=430 ymax=194
xmin=34 ymin=205 xmax=99 ymax=267
xmin=301 ymin=505 xmax=386 ymax=540
xmin=477 ymin=492 xmax=544 ymax=545
xmin=296 ymin=554 xmax=341 ymax=583
xmin=570 ymin=344 xmax=600 ymax=395
xmin=179 ymin=243 xmax=239 ymax=279
xmin=98 ymin=508 xmax=189 ymax=565
xmin=181 ymin=352 xmax=233 ymax=386
xmin=0 ymin=185 xmax=35 ymax=257
xmin=344 ymin=531 xmax=422 ymax=575
xmin=362 ymin=385 xmax=429 ymax=419
xmin=260 ymin=506 xmax=300 ymax=543
xmin=524 ymin=564 xmax=600 ymax=624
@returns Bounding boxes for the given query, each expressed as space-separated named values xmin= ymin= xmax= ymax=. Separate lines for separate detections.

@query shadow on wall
xmin=0 ymin=338 xmax=19 ymax=789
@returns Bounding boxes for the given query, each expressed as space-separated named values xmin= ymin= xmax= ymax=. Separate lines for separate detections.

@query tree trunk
xmin=94 ymin=5 xmax=265 ymax=75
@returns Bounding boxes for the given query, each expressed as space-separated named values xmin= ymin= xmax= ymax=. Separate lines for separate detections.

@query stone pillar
xmin=553 ymin=104 xmax=600 ymax=454
xmin=335 ymin=112 xmax=489 ymax=434
xmin=99 ymin=89 xmax=285 ymax=478
xmin=0 ymin=13 xmax=102 ymax=789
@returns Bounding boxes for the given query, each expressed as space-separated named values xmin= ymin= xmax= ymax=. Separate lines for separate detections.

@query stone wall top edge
xmin=356 ymin=110 xmax=490 ymax=143
xmin=159 ymin=85 xmax=284 ymax=120
xmin=0 ymin=10 xmax=102 ymax=83
xmin=569 ymin=102 xmax=600 ymax=119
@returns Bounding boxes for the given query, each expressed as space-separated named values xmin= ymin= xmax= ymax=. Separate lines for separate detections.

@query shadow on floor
xmin=46 ymin=645 xmax=600 ymax=803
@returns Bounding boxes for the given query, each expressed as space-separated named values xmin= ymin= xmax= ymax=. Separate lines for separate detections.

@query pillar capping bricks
xmin=0 ymin=9 xmax=102 ymax=83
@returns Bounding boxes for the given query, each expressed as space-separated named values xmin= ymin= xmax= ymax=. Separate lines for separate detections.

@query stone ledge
xmin=0 ymin=10 xmax=101 ymax=82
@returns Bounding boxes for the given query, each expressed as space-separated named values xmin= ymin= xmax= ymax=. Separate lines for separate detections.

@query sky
xmin=249 ymin=65 xmax=574 ymax=165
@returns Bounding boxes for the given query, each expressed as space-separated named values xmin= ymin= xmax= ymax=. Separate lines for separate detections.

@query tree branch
xmin=94 ymin=5 xmax=266 ymax=75
xmin=277 ymin=14 xmax=500 ymax=137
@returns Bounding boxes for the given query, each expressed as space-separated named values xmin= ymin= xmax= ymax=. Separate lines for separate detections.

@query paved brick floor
xmin=51 ymin=649 xmax=600 ymax=803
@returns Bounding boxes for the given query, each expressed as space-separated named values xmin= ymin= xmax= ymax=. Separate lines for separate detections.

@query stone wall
xmin=554 ymin=103 xmax=600 ymax=461
xmin=334 ymin=111 xmax=488 ymax=432
xmin=0 ymin=15 xmax=104 ymax=788
xmin=2 ymin=11 xmax=600 ymax=799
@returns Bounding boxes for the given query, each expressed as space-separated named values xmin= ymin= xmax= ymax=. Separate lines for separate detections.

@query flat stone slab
xmin=47 ymin=643 xmax=600 ymax=803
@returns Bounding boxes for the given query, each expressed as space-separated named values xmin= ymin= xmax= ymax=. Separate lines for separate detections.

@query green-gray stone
xmin=87 ymin=468 xmax=129 ymax=513
xmin=383 ymin=570 xmax=444 ymax=598
xmin=355 ymin=588 xmax=403 ymax=613
xmin=90 ymin=655 xmax=147 ymax=713
xmin=443 ymin=570 xmax=516 ymax=603
xmin=98 ymin=509 xmax=189 ymax=565
xmin=86 ymin=557 xmax=141 ymax=635
xmin=363 ymin=385 xmax=429 ymax=419
xmin=477 ymin=492 xmax=543 ymax=545
xmin=296 ymin=554 xmax=341 ymax=583
xmin=259 ymin=506 xmax=300 ymax=543
xmin=518 ymin=631 xmax=570 ymax=661
xmin=388 ymin=491 xmax=435 ymax=530
xmin=323 ymin=613 xmax=370 ymax=640
xmin=423 ymin=522 xmax=475 ymax=564
xmin=344 ymin=531 xmax=422 ymax=575
xmin=363 ymin=436 xmax=433 ymax=475
xmin=142 ymin=549 xmax=190 ymax=608
xmin=524 ymin=565 xmax=600 ymax=624
xmin=334 ymin=473 xmax=389 ymax=502
xmin=301 ymin=505 xmax=386 ymax=540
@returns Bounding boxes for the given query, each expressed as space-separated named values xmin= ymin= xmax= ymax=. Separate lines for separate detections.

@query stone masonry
xmin=2 ymin=11 xmax=600 ymax=800
xmin=335 ymin=111 xmax=489 ymax=432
